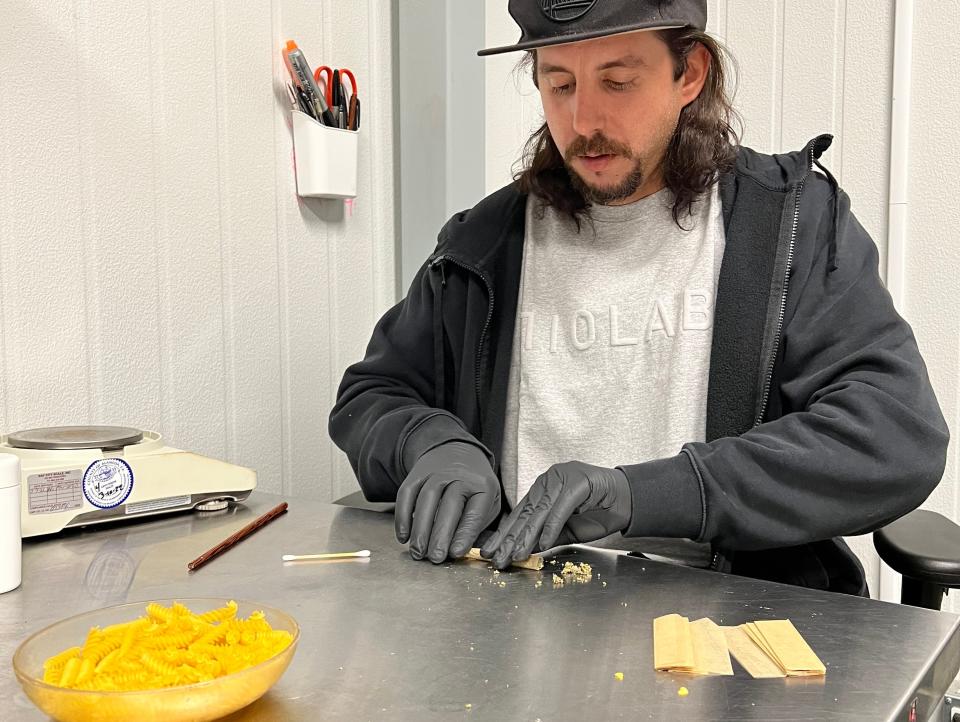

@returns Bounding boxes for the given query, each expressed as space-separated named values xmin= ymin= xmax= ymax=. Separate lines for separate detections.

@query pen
xmin=295 ymin=85 xmax=314 ymax=117
xmin=331 ymin=68 xmax=342 ymax=127
xmin=287 ymin=82 xmax=312 ymax=118
xmin=288 ymin=41 xmax=329 ymax=123
xmin=284 ymin=40 xmax=336 ymax=126
xmin=339 ymin=78 xmax=348 ymax=129
xmin=281 ymin=43 xmax=312 ymax=107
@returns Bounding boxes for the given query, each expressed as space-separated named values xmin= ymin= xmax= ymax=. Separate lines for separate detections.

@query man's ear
xmin=679 ymin=42 xmax=710 ymax=107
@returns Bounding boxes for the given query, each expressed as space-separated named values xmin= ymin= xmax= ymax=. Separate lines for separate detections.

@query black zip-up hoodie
xmin=330 ymin=136 xmax=949 ymax=596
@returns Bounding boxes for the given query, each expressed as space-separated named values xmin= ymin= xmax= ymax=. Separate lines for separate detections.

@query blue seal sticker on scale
xmin=82 ymin=459 xmax=134 ymax=509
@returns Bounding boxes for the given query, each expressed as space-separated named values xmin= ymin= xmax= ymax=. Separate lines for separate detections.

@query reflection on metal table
xmin=2 ymin=492 xmax=958 ymax=721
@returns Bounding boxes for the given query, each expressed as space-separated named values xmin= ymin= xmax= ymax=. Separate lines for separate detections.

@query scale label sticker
xmin=82 ymin=459 xmax=134 ymax=509
xmin=28 ymin=469 xmax=84 ymax=515
xmin=125 ymin=494 xmax=191 ymax=515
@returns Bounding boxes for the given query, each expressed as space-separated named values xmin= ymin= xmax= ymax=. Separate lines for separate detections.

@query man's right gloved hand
xmin=395 ymin=441 xmax=501 ymax=564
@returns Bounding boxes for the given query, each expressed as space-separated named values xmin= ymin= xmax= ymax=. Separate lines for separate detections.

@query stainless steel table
xmin=2 ymin=492 xmax=958 ymax=721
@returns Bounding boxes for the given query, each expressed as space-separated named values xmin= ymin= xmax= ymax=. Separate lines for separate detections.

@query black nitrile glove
xmin=480 ymin=461 xmax=632 ymax=570
xmin=395 ymin=441 xmax=501 ymax=563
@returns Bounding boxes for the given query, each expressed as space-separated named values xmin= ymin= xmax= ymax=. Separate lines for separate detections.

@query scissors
xmin=313 ymin=66 xmax=359 ymax=129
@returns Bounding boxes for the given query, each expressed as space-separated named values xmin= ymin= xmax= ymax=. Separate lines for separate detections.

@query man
xmin=330 ymin=0 xmax=948 ymax=595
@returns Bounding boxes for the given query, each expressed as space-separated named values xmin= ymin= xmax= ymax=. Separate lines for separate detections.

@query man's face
xmin=537 ymin=31 xmax=708 ymax=205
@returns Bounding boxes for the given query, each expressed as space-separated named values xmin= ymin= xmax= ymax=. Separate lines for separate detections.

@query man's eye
xmin=605 ymin=80 xmax=631 ymax=91
xmin=551 ymin=84 xmax=572 ymax=96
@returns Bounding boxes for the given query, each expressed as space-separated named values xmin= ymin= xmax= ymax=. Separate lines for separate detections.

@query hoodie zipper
xmin=709 ymin=144 xmax=816 ymax=574
xmin=430 ymin=255 xmax=495 ymax=425
xmin=753 ymin=144 xmax=814 ymax=428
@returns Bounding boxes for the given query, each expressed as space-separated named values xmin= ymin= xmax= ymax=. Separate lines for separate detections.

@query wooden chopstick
xmin=187 ymin=502 xmax=288 ymax=571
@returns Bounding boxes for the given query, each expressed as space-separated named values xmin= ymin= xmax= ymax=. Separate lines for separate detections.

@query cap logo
xmin=539 ymin=0 xmax=598 ymax=23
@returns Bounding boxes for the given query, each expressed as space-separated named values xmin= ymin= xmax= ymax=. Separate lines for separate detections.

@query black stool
xmin=874 ymin=509 xmax=960 ymax=610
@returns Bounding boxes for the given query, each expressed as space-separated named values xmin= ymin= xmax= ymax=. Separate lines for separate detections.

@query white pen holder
xmin=291 ymin=110 xmax=359 ymax=199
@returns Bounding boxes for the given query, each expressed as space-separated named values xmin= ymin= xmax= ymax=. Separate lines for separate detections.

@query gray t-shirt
xmin=500 ymin=184 xmax=725 ymax=535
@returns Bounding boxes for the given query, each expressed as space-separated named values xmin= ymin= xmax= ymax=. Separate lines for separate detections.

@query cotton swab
xmin=282 ymin=550 xmax=371 ymax=562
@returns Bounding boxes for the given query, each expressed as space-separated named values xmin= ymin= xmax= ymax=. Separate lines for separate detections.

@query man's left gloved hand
xmin=480 ymin=461 xmax=632 ymax=571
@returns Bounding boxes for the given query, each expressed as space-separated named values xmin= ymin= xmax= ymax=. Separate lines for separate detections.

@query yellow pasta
xmin=198 ymin=600 xmax=238 ymax=625
xmin=58 ymin=657 xmax=81 ymax=687
xmin=41 ymin=601 xmax=292 ymax=692
xmin=43 ymin=645 xmax=81 ymax=672
xmin=145 ymin=603 xmax=174 ymax=623
xmin=118 ymin=618 xmax=149 ymax=657
xmin=81 ymin=635 xmax=121 ymax=664
xmin=94 ymin=648 xmax=122 ymax=673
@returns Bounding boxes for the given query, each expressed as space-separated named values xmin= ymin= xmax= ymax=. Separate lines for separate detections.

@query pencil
xmin=187 ymin=502 xmax=289 ymax=571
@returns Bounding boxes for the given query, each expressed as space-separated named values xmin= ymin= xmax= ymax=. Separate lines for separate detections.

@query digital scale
xmin=1 ymin=426 xmax=256 ymax=537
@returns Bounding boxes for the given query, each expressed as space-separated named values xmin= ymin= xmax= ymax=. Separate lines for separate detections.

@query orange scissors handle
xmin=339 ymin=68 xmax=358 ymax=99
xmin=313 ymin=65 xmax=335 ymax=106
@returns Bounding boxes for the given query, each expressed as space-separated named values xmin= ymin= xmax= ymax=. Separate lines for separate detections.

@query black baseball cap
xmin=478 ymin=0 xmax=708 ymax=56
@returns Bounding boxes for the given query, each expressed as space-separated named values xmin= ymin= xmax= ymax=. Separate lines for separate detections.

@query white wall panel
xmin=780 ymin=0 xmax=845 ymax=168
xmin=151 ymin=1 xmax=227 ymax=461
xmin=484 ymin=0 xmax=541 ymax=195
xmin=907 ymin=1 xmax=960 ymax=615
xmin=0 ymin=1 xmax=90 ymax=430
xmin=839 ymin=1 xmax=894 ymax=265
xmin=722 ymin=0 xmax=782 ymax=154
xmin=214 ymin=0 xmax=284 ymax=494
xmin=76 ymin=0 xmax=164 ymax=435
xmin=273 ymin=0 xmax=336 ymax=504
xmin=705 ymin=0 xmax=727 ymax=41
xmin=0 ymin=0 xmax=396 ymax=501
xmin=324 ymin=0 xmax=396 ymax=502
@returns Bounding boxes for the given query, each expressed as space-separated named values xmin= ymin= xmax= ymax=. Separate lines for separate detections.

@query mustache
xmin=564 ymin=133 xmax=634 ymax=162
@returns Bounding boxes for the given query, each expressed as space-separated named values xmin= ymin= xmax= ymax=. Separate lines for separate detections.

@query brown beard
xmin=562 ymin=132 xmax=646 ymax=205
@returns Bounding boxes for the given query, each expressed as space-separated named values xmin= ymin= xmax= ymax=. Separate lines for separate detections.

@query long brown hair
xmin=514 ymin=28 xmax=741 ymax=229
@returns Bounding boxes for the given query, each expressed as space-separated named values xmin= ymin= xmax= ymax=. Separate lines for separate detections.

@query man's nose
xmin=571 ymin=81 xmax=605 ymax=138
